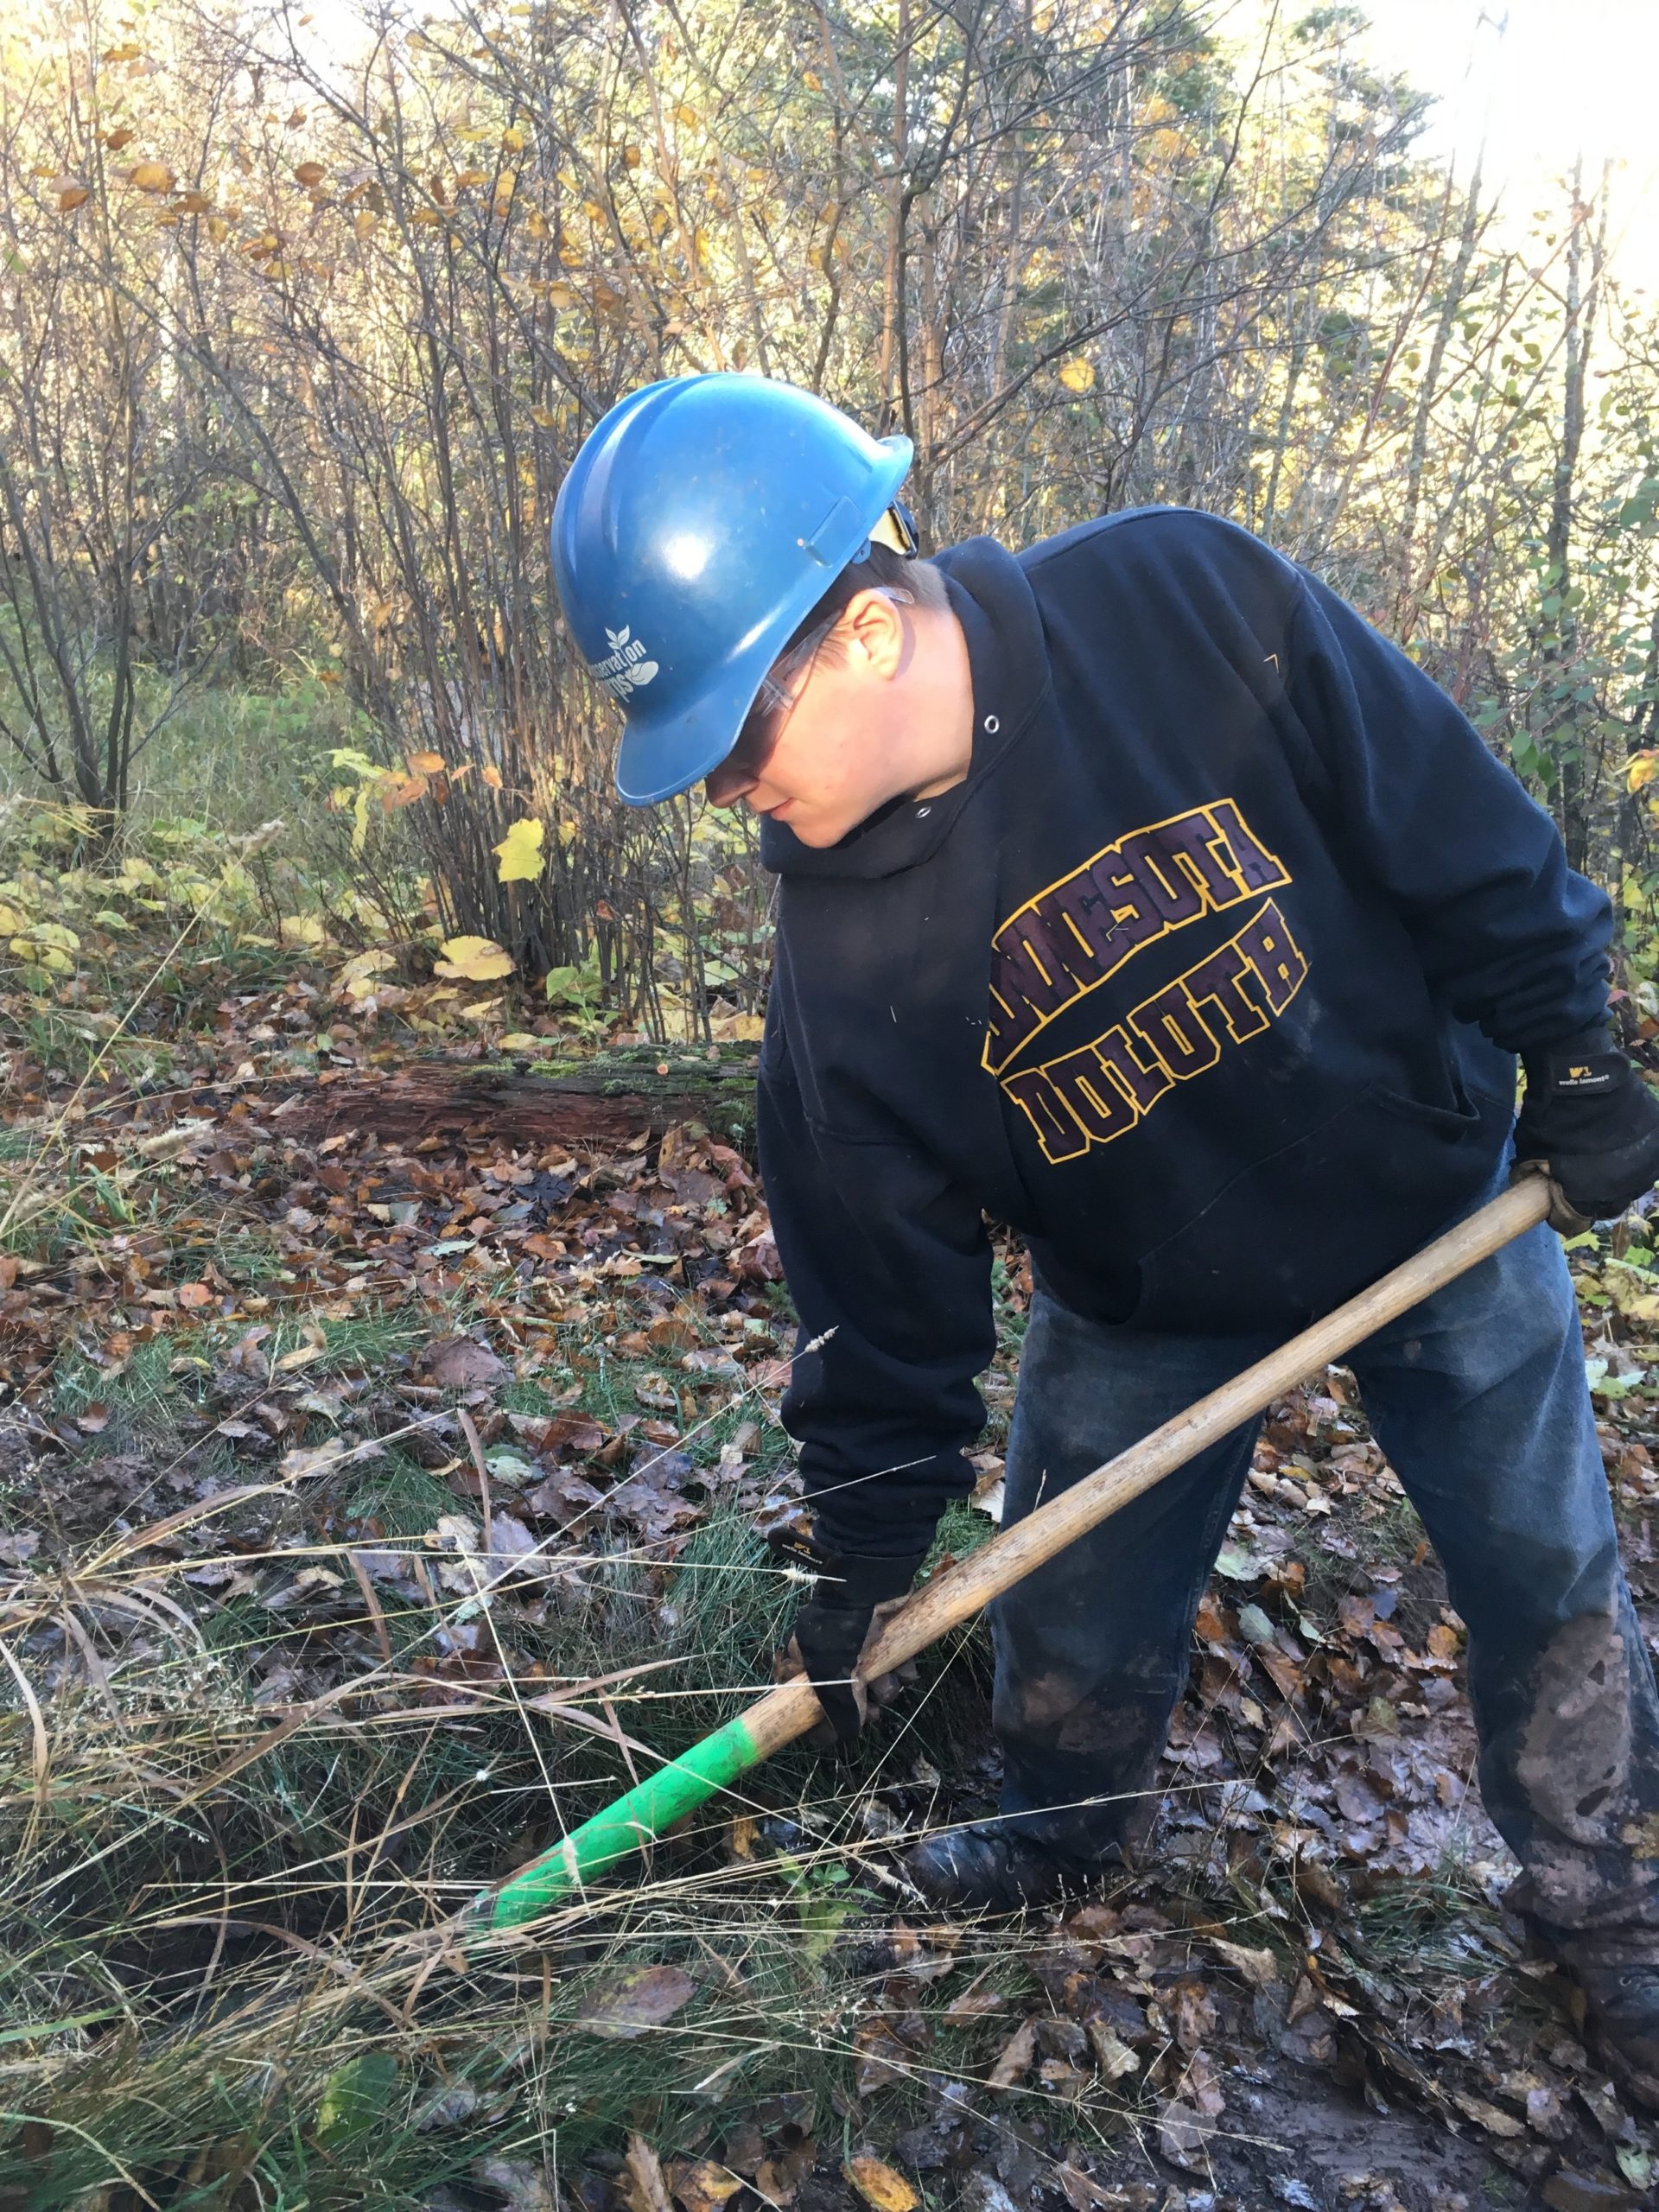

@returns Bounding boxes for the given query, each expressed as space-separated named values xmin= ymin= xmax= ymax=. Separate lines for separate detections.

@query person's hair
xmin=779 ymin=541 xmax=950 ymax=663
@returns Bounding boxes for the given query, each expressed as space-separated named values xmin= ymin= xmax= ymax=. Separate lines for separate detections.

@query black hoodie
xmin=756 ymin=509 xmax=1611 ymax=1558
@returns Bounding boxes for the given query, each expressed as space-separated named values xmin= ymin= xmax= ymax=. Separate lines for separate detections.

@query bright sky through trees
xmin=1352 ymin=0 xmax=1659 ymax=287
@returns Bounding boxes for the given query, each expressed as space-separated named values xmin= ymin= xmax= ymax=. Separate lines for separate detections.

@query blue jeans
xmin=990 ymin=1215 xmax=1659 ymax=1942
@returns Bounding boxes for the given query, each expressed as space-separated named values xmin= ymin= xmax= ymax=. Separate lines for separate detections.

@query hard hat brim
xmin=613 ymin=436 xmax=914 ymax=806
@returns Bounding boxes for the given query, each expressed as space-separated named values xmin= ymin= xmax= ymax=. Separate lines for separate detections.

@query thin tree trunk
xmin=877 ymin=0 xmax=910 ymax=428
xmin=1395 ymin=158 xmax=1485 ymax=635
xmin=1543 ymin=162 xmax=1605 ymax=874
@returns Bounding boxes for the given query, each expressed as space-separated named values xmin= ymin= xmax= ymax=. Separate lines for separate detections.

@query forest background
xmin=10 ymin=4 xmax=1659 ymax=2210
xmin=9 ymin=0 xmax=1659 ymax=1014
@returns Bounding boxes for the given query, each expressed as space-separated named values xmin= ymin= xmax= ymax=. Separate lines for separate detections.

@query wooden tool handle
xmin=482 ymin=1175 xmax=1551 ymax=1927
xmin=858 ymin=1176 xmax=1552 ymax=1681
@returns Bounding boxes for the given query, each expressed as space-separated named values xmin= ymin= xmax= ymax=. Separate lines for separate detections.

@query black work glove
xmin=770 ymin=1529 xmax=925 ymax=1746
xmin=1513 ymin=1022 xmax=1659 ymax=1230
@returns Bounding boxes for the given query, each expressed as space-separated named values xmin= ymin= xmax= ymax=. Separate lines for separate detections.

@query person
xmin=551 ymin=372 xmax=1659 ymax=2106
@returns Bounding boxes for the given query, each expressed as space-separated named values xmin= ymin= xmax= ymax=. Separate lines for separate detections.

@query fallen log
xmin=270 ymin=1044 xmax=761 ymax=1153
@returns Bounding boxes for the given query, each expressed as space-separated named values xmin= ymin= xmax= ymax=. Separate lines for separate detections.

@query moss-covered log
xmin=274 ymin=1043 xmax=760 ymax=1152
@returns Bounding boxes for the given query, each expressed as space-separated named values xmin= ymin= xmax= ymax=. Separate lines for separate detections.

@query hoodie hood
xmin=758 ymin=536 xmax=1053 ymax=881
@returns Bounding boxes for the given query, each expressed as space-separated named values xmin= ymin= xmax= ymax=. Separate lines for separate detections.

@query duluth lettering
xmin=987 ymin=802 xmax=1309 ymax=1164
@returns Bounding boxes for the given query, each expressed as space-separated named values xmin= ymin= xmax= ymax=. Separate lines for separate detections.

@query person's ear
xmin=841 ymin=588 xmax=911 ymax=681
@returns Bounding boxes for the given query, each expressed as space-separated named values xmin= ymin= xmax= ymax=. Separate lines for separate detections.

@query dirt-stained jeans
xmin=989 ymin=1211 xmax=1659 ymax=1945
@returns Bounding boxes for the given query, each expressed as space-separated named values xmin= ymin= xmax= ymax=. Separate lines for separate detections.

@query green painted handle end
xmin=480 ymin=1712 xmax=764 ymax=1929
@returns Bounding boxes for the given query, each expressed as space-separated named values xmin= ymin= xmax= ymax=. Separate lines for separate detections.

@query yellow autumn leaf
xmin=105 ymin=127 xmax=136 ymax=152
xmin=336 ymin=948 xmax=398 ymax=998
xmin=502 ymin=126 xmax=526 ymax=152
xmin=1058 ymin=356 xmax=1096 ymax=393
xmin=674 ymin=103 xmax=700 ymax=129
xmin=435 ymin=934 xmax=514 ymax=982
xmin=130 ymin=161 xmax=175 ymax=194
xmin=17 ymin=920 xmax=78 ymax=954
xmin=843 ymin=2158 xmax=918 ymax=2212
xmin=454 ymin=168 xmax=490 ymax=189
xmin=354 ymin=209 xmax=378 ymax=239
xmin=407 ymin=750 xmax=446 ymax=775
xmin=294 ymin=161 xmax=327 ymax=188
xmin=54 ymin=177 xmax=90 ymax=211
xmin=481 ymin=764 xmax=504 ymax=790
xmin=1629 ymin=753 xmax=1657 ymax=793
xmin=494 ymin=817 xmax=545 ymax=882
xmin=674 ymin=2161 xmax=742 ymax=2212
xmin=531 ymin=406 xmax=557 ymax=428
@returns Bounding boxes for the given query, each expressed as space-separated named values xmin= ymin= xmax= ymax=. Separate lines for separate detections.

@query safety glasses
xmin=704 ymin=588 xmax=914 ymax=809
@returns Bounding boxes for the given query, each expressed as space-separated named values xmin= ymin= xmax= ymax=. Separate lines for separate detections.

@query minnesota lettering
xmin=1002 ymin=896 xmax=1309 ymax=1162
xmin=984 ymin=799 xmax=1290 ymax=1074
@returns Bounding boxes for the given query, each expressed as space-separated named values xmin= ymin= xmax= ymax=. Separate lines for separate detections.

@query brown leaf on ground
xmin=1055 ymin=2164 xmax=1117 ymax=2210
xmin=852 ymin=2021 xmax=911 ymax=2092
xmin=1450 ymin=2088 xmax=1526 ymax=2139
xmin=624 ymin=2134 xmax=675 ymax=2212
xmin=574 ymin=1963 xmax=696 ymax=2040
xmin=522 ymin=1467 xmax=605 ymax=1522
xmin=418 ymin=1332 xmax=506 ymax=1389
xmin=1209 ymin=1937 xmax=1281 ymax=1987
xmin=987 ymin=2017 xmax=1037 ymax=2089
xmin=664 ymin=2158 xmax=742 ymax=2212
xmin=530 ymin=1408 xmax=607 ymax=1455
xmin=942 ymin=1971 xmax=1006 ymax=2027
xmin=1156 ymin=2101 xmax=1211 ymax=2171
xmin=1169 ymin=1976 xmax=1218 ymax=2051
xmin=842 ymin=2155 xmax=919 ymax=2212
xmin=1085 ymin=2018 xmax=1141 ymax=2081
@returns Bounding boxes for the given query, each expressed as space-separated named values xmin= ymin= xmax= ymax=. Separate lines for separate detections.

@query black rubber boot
xmin=905 ymin=1823 xmax=1086 ymax=1913
xmin=1560 ymin=1953 xmax=1659 ymax=2113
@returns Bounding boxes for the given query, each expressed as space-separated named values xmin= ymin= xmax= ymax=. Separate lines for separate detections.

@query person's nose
xmin=703 ymin=761 xmax=758 ymax=808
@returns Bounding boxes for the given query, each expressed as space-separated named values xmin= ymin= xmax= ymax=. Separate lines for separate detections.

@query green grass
xmin=1354 ymin=1852 xmax=1512 ymax=1980
xmin=0 ymin=674 xmax=358 ymax=849
xmin=0 ymin=1465 xmax=890 ymax=2207
xmin=346 ymin=1452 xmax=459 ymax=1539
xmin=54 ymin=1333 xmax=193 ymax=1427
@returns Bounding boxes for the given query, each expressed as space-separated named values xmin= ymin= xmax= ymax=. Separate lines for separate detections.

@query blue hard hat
xmin=550 ymin=374 xmax=913 ymax=805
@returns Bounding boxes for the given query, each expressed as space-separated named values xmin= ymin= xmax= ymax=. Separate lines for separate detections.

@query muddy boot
xmin=906 ymin=1823 xmax=1087 ymax=1913
xmin=1549 ymin=1937 xmax=1659 ymax=2113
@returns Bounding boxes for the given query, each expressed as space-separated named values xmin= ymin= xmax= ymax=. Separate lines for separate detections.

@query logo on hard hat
xmin=588 ymin=624 xmax=659 ymax=702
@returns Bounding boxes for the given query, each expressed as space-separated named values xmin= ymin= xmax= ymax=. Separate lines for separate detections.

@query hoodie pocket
xmin=1127 ymin=1077 xmax=1506 ymax=1332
